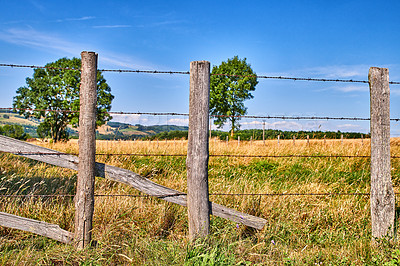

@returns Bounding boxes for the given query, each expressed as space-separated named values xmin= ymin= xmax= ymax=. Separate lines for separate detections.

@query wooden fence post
xmin=74 ymin=51 xmax=97 ymax=249
xmin=187 ymin=61 xmax=210 ymax=241
xmin=293 ymin=135 xmax=296 ymax=146
xmin=262 ymin=122 xmax=265 ymax=146
xmin=369 ymin=67 xmax=395 ymax=240
xmin=277 ymin=135 xmax=280 ymax=146
xmin=307 ymin=135 xmax=310 ymax=146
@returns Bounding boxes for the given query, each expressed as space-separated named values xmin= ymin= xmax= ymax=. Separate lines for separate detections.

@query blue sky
xmin=1 ymin=0 xmax=400 ymax=134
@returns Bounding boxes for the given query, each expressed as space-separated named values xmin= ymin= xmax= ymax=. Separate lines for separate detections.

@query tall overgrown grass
xmin=1 ymin=138 xmax=400 ymax=265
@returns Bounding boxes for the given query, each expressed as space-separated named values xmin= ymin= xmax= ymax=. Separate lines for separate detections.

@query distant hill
xmin=96 ymin=121 xmax=189 ymax=140
xmin=0 ymin=110 xmax=188 ymax=140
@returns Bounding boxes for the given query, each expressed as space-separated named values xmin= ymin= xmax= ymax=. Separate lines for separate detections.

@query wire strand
xmin=1 ymin=63 xmax=399 ymax=84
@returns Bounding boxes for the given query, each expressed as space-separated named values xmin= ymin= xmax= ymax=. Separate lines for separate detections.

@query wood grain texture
xmin=0 ymin=135 xmax=267 ymax=230
xmin=369 ymin=67 xmax=395 ymax=239
xmin=187 ymin=61 xmax=211 ymax=240
xmin=0 ymin=212 xmax=73 ymax=244
xmin=74 ymin=51 xmax=98 ymax=249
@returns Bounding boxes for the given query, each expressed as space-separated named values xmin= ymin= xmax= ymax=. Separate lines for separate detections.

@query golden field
xmin=1 ymin=138 xmax=400 ymax=265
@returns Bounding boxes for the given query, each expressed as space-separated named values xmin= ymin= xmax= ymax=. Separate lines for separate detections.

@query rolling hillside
xmin=0 ymin=110 xmax=188 ymax=139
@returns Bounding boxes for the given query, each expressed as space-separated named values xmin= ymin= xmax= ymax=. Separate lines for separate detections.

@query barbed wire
xmin=1 ymin=192 xmax=397 ymax=198
xmin=5 ymin=151 xmax=400 ymax=159
xmin=5 ymin=107 xmax=400 ymax=121
xmin=1 ymin=63 xmax=400 ymax=84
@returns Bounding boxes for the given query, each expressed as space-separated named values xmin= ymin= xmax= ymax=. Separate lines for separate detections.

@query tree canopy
xmin=13 ymin=57 xmax=114 ymax=142
xmin=210 ymin=56 xmax=258 ymax=137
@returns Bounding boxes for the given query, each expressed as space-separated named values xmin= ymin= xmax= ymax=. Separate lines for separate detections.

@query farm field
xmin=1 ymin=138 xmax=400 ymax=265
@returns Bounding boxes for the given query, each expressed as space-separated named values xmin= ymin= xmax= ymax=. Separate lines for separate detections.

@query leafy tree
xmin=13 ymin=57 xmax=114 ymax=142
xmin=0 ymin=124 xmax=31 ymax=140
xmin=210 ymin=56 xmax=258 ymax=137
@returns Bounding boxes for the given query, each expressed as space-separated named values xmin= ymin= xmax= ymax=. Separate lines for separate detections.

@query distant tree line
xmin=143 ymin=129 xmax=368 ymax=141
xmin=212 ymin=129 xmax=369 ymax=141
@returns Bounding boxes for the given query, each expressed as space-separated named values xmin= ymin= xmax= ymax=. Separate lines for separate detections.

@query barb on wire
xmin=99 ymin=69 xmax=190 ymax=75
xmin=0 ymin=107 xmax=77 ymax=113
xmin=110 ymin=111 xmax=189 ymax=116
xmin=0 ymin=63 xmax=79 ymax=72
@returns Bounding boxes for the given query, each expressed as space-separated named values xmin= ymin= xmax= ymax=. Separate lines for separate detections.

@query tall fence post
xmin=369 ymin=67 xmax=395 ymax=240
xmin=74 ymin=51 xmax=98 ymax=249
xmin=187 ymin=61 xmax=210 ymax=241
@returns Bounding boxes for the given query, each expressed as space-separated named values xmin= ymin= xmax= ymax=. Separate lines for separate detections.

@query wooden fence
xmin=0 ymin=51 xmax=395 ymax=247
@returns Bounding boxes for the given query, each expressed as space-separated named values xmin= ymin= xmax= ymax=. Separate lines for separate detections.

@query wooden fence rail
xmin=0 ymin=212 xmax=73 ymax=244
xmin=0 ymin=135 xmax=267 ymax=231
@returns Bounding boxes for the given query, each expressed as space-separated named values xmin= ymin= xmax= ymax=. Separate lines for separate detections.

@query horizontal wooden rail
xmin=0 ymin=212 xmax=73 ymax=244
xmin=0 ymin=135 xmax=266 ymax=230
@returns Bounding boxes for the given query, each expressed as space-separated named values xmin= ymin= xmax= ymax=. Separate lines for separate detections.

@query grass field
xmin=1 ymin=138 xmax=400 ymax=265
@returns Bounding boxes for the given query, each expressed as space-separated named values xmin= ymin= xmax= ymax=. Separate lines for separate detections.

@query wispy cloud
xmin=111 ymin=114 xmax=148 ymax=124
xmin=391 ymin=89 xmax=400 ymax=97
xmin=264 ymin=65 xmax=369 ymax=80
xmin=336 ymin=85 xmax=369 ymax=93
xmin=167 ymin=118 xmax=188 ymax=126
xmin=0 ymin=28 xmax=80 ymax=55
xmin=93 ymin=25 xmax=132 ymax=29
xmin=136 ymin=20 xmax=186 ymax=28
xmin=57 ymin=16 xmax=96 ymax=23
xmin=0 ymin=27 xmax=158 ymax=69
xmin=337 ymin=123 xmax=363 ymax=132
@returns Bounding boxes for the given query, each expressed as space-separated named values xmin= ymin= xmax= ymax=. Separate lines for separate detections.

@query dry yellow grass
xmin=0 ymin=137 xmax=400 ymax=264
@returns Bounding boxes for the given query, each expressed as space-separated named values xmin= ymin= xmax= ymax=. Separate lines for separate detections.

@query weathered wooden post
xmin=187 ymin=61 xmax=210 ymax=241
xmin=293 ymin=135 xmax=296 ymax=146
xmin=74 ymin=51 xmax=97 ymax=249
xmin=262 ymin=122 xmax=265 ymax=146
xmin=307 ymin=135 xmax=310 ymax=146
xmin=369 ymin=67 xmax=395 ymax=240
xmin=324 ymin=135 xmax=326 ymax=145
xmin=341 ymin=134 xmax=343 ymax=144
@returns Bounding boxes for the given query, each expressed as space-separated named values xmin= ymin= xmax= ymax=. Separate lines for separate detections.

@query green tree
xmin=210 ymin=56 xmax=258 ymax=137
xmin=0 ymin=124 xmax=31 ymax=140
xmin=13 ymin=57 xmax=114 ymax=142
